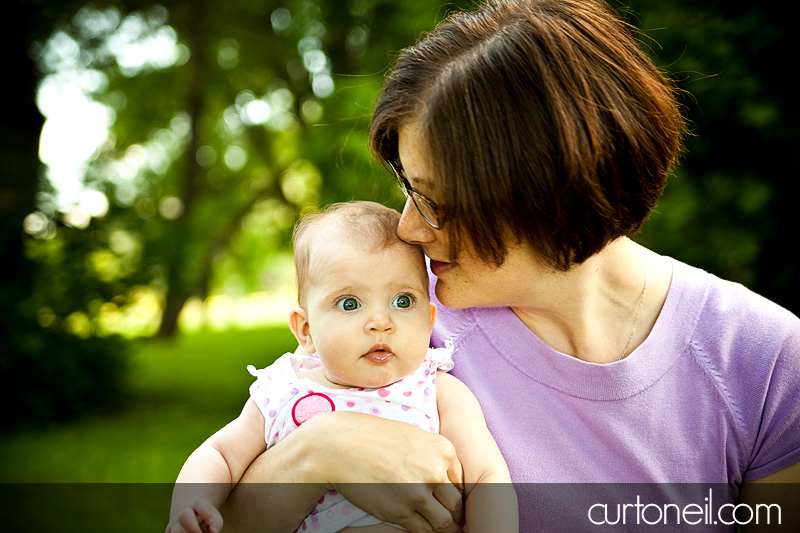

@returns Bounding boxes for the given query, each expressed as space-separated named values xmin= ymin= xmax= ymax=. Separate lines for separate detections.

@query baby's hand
xmin=166 ymin=500 xmax=223 ymax=533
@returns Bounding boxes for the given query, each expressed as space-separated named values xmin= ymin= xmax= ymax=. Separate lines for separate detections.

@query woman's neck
xmin=511 ymin=238 xmax=672 ymax=364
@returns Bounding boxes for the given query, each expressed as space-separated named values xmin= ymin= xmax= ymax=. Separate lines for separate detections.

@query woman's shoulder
xmin=669 ymin=257 xmax=799 ymax=340
xmin=668 ymin=259 xmax=800 ymax=480
xmin=666 ymin=257 xmax=800 ymax=403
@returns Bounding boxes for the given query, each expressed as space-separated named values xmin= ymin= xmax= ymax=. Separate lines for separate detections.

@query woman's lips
xmin=429 ymin=259 xmax=455 ymax=278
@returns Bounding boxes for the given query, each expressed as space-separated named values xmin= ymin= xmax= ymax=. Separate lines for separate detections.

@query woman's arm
xmin=437 ymin=372 xmax=519 ymax=532
xmin=221 ymin=410 xmax=465 ymax=533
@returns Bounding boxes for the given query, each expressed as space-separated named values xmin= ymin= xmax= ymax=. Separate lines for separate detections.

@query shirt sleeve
xmin=744 ymin=326 xmax=800 ymax=480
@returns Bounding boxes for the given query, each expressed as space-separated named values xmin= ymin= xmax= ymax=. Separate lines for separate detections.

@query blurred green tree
xmin=1 ymin=0 xmax=129 ymax=432
xmin=625 ymin=0 xmax=797 ymax=313
xmin=25 ymin=0 xmax=476 ymax=340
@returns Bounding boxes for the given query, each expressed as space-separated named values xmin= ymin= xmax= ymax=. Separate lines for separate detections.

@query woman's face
xmin=396 ymin=120 xmax=550 ymax=309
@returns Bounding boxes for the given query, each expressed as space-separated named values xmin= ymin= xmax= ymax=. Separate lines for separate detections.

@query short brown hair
xmin=292 ymin=201 xmax=424 ymax=305
xmin=370 ymin=0 xmax=685 ymax=270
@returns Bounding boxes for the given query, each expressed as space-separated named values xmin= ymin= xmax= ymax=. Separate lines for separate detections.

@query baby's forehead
xmin=307 ymin=218 xmax=408 ymax=253
xmin=309 ymin=233 xmax=420 ymax=267
xmin=306 ymin=233 xmax=426 ymax=281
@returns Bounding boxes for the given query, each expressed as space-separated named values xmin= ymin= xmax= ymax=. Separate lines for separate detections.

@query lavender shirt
xmin=431 ymin=258 xmax=800 ymax=529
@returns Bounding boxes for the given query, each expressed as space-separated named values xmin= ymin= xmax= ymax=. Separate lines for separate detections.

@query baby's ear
xmin=288 ymin=307 xmax=315 ymax=354
xmin=429 ymin=302 xmax=437 ymax=330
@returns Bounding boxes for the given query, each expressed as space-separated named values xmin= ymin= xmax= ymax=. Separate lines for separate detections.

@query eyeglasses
xmin=387 ymin=159 xmax=445 ymax=229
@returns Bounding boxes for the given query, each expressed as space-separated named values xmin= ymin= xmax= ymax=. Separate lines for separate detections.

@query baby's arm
xmin=167 ymin=398 xmax=266 ymax=533
xmin=436 ymin=372 xmax=519 ymax=532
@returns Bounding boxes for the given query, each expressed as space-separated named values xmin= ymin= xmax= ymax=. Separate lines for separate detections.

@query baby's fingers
xmin=166 ymin=508 xmax=204 ymax=533
xmin=193 ymin=501 xmax=224 ymax=533
xmin=165 ymin=503 xmax=224 ymax=533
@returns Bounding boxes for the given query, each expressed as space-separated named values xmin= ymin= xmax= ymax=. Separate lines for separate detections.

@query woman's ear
xmin=288 ymin=307 xmax=315 ymax=354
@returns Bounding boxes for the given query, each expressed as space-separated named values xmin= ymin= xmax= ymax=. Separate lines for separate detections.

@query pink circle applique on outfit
xmin=292 ymin=391 xmax=336 ymax=426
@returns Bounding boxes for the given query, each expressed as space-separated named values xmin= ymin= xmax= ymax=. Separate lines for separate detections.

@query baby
xmin=167 ymin=201 xmax=517 ymax=533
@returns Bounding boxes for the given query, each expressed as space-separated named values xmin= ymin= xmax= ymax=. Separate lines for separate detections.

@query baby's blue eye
xmin=336 ymin=297 xmax=360 ymax=311
xmin=392 ymin=295 xmax=413 ymax=308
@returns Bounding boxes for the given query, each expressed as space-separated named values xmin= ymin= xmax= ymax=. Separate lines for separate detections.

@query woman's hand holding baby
xmin=316 ymin=412 xmax=465 ymax=532
xmin=224 ymin=411 xmax=465 ymax=533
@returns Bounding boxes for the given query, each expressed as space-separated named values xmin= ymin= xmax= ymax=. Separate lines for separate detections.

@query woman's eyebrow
xmin=407 ymin=175 xmax=434 ymax=189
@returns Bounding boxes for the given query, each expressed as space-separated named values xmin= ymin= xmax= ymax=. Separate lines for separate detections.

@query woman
xmin=223 ymin=0 xmax=800 ymax=531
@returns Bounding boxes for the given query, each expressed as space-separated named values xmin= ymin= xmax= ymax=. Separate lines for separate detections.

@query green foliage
xmin=23 ymin=0 xmax=487 ymax=341
xmin=1 ymin=326 xmax=129 ymax=433
xmin=0 ymin=327 xmax=296 ymax=531
xmin=624 ymin=0 xmax=797 ymax=313
xmin=0 ymin=327 xmax=297 ymax=482
xmin=0 ymin=1 xmax=130 ymax=434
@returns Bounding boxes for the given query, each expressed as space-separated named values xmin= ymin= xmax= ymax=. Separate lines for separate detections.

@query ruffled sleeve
xmin=426 ymin=339 xmax=455 ymax=372
xmin=247 ymin=352 xmax=322 ymax=418
xmin=247 ymin=353 xmax=289 ymax=415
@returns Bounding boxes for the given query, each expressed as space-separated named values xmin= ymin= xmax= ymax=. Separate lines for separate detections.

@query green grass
xmin=0 ymin=327 xmax=297 ymax=531
xmin=0 ymin=326 xmax=297 ymax=483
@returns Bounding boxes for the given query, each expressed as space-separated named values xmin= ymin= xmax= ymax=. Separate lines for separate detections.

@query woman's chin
xmin=433 ymin=279 xmax=471 ymax=309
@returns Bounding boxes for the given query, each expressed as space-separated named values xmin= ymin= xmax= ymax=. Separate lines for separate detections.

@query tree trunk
xmin=157 ymin=291 xmax=190 ymax=338
xmin=0 ymin=0 xmax=44 ymax=331
xmin=156 ymin=0 xmax=208 ymax=338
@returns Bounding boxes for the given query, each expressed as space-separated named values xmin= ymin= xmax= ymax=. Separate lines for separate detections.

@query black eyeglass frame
xmin=386 ymin=159 xmax=446 ymax=230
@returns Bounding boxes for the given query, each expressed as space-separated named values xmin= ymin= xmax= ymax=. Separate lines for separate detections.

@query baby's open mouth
xmin=363 ymin=344 xmax=394 ymax=364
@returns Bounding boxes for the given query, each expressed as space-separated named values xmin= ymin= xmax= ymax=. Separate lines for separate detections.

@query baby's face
xmin=302 ymin=237 xmax=435 ymax=389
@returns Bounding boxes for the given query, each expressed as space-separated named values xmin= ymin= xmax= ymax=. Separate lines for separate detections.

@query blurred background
xmin=0 ymin=0 xmax=796 ymax=524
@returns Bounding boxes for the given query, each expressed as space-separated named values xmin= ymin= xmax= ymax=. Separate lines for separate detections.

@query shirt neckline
xmin=473 ymin=258 xmax=707 ymax=401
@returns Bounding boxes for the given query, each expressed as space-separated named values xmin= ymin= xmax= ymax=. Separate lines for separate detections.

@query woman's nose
xmin=397 ymin=198 xmax=436 ymax=245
